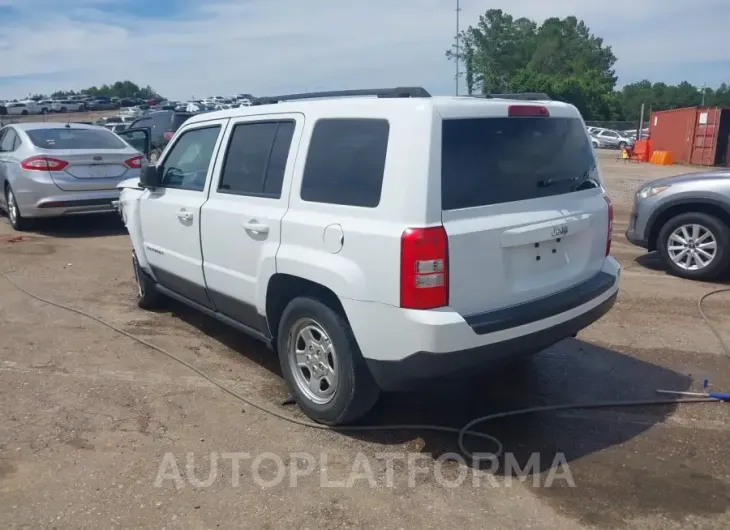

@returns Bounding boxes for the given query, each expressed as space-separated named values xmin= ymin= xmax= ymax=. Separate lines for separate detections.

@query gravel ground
xmin=1 ymin=151 xmax=729 ymax=529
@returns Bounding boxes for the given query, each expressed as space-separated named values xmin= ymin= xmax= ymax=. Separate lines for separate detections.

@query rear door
xmin=438 ymin=106 xmax=610 ymax=317
xmin=200 ymin=114 xmax=301 ymax=331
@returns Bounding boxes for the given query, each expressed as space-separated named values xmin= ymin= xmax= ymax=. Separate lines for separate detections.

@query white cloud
xmin=0 ymin=0 xmax=728 ymax=100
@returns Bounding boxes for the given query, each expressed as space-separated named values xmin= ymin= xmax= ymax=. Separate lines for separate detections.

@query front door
xmin=138 ymin=121 xmax=228 ymax=308
xmin=200 ymin=115 xmax=302 ymax=332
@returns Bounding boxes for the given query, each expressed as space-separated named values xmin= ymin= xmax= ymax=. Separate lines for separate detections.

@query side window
xmin=0 ymin=129 xmax=17 ymax=152
xmin=133 ymin=118 xmax=152 ymax=130
xmin=300 ymin=119 xmax=389 ymax=208
xmin=218 ymin=120 xmax=294 ymax=198
xmin=160 ymin=126 xmax=221 ymax=192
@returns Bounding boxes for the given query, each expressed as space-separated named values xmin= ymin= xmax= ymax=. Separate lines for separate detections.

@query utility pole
xmin=701 ymin=82 xmax=706 ymax=106
xmin=455 ymin=0 xmax=460 ymax=96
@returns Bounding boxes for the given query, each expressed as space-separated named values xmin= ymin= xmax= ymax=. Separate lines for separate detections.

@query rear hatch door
xmin=438 ymin=104 xmax=610 ymax=318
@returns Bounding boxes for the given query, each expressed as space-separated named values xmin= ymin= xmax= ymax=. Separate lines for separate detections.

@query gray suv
xmin=625 ymin=170 xmax=730 ymax=280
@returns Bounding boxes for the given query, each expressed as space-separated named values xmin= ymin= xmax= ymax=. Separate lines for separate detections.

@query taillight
xmin=508 ymin=105 xmax=550 ymax=117
xmin=400 ymin=227 xmax=448 ymax=309
xmin=604 ymin=195 xmax=613 ymax=256
xmin=163 ymin=131 xmax=174 ymax=141
xmin=125 ymin=155 xmax=144 ymax=169
xmin=20 ymin=156 xmax=68 ymax=171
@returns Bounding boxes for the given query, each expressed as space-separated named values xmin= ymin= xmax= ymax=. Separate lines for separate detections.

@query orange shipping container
xmin=649 ymin=106 xmax=730 ymax=166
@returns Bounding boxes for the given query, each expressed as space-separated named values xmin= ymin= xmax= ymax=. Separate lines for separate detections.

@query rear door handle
xmin=242 ymin=220 xmax=269 ymax=234
xmin=177 ymin=210 xmax=193 ymax=221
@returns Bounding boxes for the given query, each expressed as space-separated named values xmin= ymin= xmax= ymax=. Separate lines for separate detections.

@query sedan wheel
xmin=4 ymin=186 xmax=30 ymax=231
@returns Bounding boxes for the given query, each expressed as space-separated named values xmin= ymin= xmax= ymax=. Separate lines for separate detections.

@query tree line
xmin=447 ymin=9 xmax=730 ymax=122
xmin=29 ymin=80 xmax=163 ymax=101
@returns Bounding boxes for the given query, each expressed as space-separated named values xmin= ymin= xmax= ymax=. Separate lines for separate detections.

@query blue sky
xmin=0 ymin=0 xmax=728 ymax=100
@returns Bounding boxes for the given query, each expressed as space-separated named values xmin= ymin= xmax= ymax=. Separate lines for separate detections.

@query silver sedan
xmin=0 ymin=122 xmax=145 ymax=231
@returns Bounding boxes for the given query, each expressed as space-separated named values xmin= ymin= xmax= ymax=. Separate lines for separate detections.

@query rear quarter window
xmin=441 ymin=117 xmax=598 ymax=210
xmin=300 ymin=118 xmax=389 ymax=208
xmin=25 ymin=128 xmax=128 ymax=150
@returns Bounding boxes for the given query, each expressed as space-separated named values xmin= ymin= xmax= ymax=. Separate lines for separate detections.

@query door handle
xmin=242 ymin=220 xmax=269 ymax=234
xmin=176 ymin=210 xmax=193 ymax=221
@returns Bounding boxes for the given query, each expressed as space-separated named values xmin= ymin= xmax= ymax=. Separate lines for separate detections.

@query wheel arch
xmin=265 ymin=273 xmax=349 ymax=349
xmin=647 ymin=199 xmax=730 ymax=251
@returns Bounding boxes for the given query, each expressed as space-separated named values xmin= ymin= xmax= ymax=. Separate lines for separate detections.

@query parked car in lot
xmin=590 ymin=134 xmax=610 ymax=149
xmin=115 ymin=87 xmax=620 ymax=425
xmin=125 ymin=110 xmax=194 ymax=163
xmin=86 ymin=97 xmax=119 ymax=111
xmin=626 ymin=169 xmax=730 ymax=281
xmin=0 ymin=123 xmax=145 ymax=231
xmin=593 ymin=129 xmax=634 ymax=150
xmin=51 ymin=100 xmax=86 ymax=113
xmin=5 ymin=102 xmax=42 ymax=115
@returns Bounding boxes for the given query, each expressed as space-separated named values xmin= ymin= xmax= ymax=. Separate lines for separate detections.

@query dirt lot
xmin=1 ymin=152 xmax=729 ymax=529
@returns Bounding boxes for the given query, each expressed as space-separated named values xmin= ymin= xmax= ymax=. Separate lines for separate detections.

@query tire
xmin=618 ymin=141 xmax=627 ymax=150
xmin=60 ymin=107 xmax=67 ymax=113
xmin=592 ymin=140 xmax=598 ymax=148
xmin=21 ymin=110 xmax=28 ymax=115
xmin=133 ymin=255 xmax=164 ymax=309
xmin=277 ymin=297 xmax=380 ymax=425
xmin=149 ymin=149 xmax=162 ymax=163
xmin=657 ymin=212 xmax=730 ymax=281
xmin=4 ymin=185 xmax=31 ymax=231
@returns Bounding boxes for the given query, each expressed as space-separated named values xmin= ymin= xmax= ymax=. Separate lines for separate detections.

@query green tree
xmin=50 ymin=81 xmax=163 ymax=100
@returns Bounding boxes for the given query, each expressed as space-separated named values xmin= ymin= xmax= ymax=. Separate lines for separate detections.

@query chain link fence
xmin=584 ymin=120 xmax=646 ymax=132
xmin=0 ymin=111 xmax=116 ymax=127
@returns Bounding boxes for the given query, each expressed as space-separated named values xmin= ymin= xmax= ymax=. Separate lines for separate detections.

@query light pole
xmin=455 ymin=0 xmax=461 ymax=96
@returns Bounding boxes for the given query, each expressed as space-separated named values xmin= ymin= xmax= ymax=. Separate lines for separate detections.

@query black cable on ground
xmin=0 ymin=268 xmax=725 ymax=461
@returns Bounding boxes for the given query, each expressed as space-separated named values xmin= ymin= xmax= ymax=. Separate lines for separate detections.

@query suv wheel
xmin=133 ymin=255 xmax=164 ymax=309
xmin=4 ymin=186 xmax=30 ymax=231
xmin=657 ymin=212 xmax=730 ymax=281
xmin=277 ymin=297 xmax=380 ymax=425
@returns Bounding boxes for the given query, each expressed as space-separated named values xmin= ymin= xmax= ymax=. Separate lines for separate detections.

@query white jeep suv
xmin=116 ymin=87 xmax=620 ymax=425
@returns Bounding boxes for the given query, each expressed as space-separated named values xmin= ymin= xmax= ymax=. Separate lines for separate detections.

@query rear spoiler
xmin=474 ymin=93 xmax=552 ymax=101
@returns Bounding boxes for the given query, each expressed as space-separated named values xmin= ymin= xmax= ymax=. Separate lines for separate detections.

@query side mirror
xmin=140 ymin=164 xmax=161 ymax=189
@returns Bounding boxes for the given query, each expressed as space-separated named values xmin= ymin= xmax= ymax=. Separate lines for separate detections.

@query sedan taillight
xmin=20 ymin=156 xmax=68 ymax=171
xmin=124 ymin=156 xmax=144 ymax=169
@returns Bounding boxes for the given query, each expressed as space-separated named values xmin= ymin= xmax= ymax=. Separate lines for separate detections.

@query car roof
xmin=10 ymin=122 xmax=109 ymax=132
xmin=182 ymin=95 xmax=581 ymax=126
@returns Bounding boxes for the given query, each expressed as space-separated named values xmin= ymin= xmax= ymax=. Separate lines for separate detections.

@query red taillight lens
xmin=604 ymin=195 xmax=613 ymax=256
xmin=400 ymin=226 xmax=448 ymax=309
xmin=20 ymin=156 xmax=68 ymax=171
xmin=125 ymin=155 xmax=144 ymax=169
xmin=163 ymin=131 xmax=174 ymax=141
xmin=508 ymin=105 xmax=550 ymax=117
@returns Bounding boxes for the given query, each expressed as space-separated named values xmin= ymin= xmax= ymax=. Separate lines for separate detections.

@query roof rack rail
xmin=482 ymin=92 xmax=552 ymax=101
xmin=252 ymin=86 xmax=431 ymax=105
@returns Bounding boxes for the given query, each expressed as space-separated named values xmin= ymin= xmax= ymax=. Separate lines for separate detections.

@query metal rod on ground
xmin=657 ymin=389 xmax=730 ymax=401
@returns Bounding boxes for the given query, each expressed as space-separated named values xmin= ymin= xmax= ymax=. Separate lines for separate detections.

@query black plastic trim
xmin=150 ymin=265 xmax=215 ymax=310
xmin=365 ymin=291 xmax=617 ymax=391
xmin=464 ymin=272 xmax=616 ymax=335
xmin=207 ymin=288 xmax=270 ymax=337
xmin=38 ymin=198 xmax=117 ymax=208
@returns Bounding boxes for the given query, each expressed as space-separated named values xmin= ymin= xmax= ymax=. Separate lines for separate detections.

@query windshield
xmin=441 ymin=117 xmax=599 ymax=210
xmin=26 ymin=128 xmax=128 ymax=150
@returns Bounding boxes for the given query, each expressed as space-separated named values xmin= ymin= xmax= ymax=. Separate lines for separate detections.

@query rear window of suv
xmin=26 ymin=128 xmax=127 ymax=150
xmin=441 ymin=117 xmax=598 ymax=210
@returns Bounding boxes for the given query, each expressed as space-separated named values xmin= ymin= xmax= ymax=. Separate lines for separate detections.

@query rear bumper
xmin=341 ymin=257 xmax=620 ymax=391
xmin=16 ymin=188 xmax=120 ymax=218
xmin=366 ymin=291 xmax=617 ymax=390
